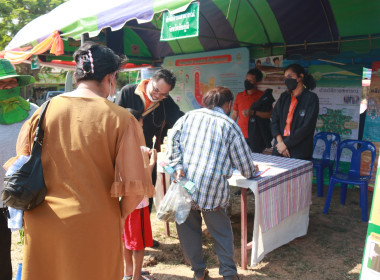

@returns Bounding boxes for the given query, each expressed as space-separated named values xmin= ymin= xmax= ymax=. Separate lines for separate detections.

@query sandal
xmin=123 ymin=270 xmax=149 ymax=280
xmin=124 ymin=276 xmax=154 ymax=280
xmin=141 ymin=270 xmax=150 ymax=275
xmin=193 ymin=268 xmax=209 ymax=280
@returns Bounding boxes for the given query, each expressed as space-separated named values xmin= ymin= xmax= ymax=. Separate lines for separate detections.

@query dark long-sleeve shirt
xmin=271 ymin=89 xmax=319 ymax=160
xmin=248 ymin=89 xmax=275 ymax=152
xmin=115 ymin=83 xmax=184 ymax=148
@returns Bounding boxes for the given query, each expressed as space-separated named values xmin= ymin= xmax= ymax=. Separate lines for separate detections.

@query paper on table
xmin=252 ymin=167 xmax=270 ymax=178
xmin=232 ymin=166 xmax=270 ymax=178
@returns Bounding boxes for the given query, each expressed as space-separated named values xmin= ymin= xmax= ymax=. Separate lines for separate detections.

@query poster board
xmin=162 ymin=48 xmax=249 ymax=112
xmin=255 ymin=55 xmax=283 ymax=68
xmin=363 ymin=62 xmax=380 ymax=187
xmin=308 ymin=65 xmax=362 ymax=162
xmin=309 ymin=65 xmax=362 ymax=141
xmin=364 ymin=61 xmax=380 ymax=141
xmin=255 ymin=64 xmax=286 ymax=101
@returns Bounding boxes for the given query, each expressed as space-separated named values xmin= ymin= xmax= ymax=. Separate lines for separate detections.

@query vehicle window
xmin=46 ymin=91 xmax=63 ymax=100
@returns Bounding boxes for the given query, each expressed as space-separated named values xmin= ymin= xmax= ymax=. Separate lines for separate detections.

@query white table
xmin=228 ymin=153 xmax=313 ymax=268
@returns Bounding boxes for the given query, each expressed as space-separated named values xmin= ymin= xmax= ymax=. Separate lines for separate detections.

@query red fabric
xmin=122 ymin=207 xmax=153 ymax=250
xmin=233 ymin=89 xmax=263 ymax=138
xmin=50 ymin=30 xmax=64 ymax=55
xmin=283 ymin=94 xmax=298 ymax=136
xmin=2 ymin=30 xmax=63 ymax=64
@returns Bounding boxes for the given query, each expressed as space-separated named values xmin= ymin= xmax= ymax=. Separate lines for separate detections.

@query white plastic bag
xmin=5 ymin=155 xmax=29 ymax=231
xmin=156 ymin=181 xmax=192 ymax=224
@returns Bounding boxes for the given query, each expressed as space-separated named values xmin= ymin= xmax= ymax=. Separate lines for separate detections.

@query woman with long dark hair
xmin=271 ymin=64 xmax=319 ymax=160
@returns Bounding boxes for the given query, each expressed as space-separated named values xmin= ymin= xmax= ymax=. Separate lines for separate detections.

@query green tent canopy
xmin=5 ymin=0 xmax=380 ymax=65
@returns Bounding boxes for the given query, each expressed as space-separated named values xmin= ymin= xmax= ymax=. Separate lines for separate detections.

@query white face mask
xmin=107 ymin=94 xmax=113 ymax=101
xmin=146 ymin=87 xmax=158 ymax=102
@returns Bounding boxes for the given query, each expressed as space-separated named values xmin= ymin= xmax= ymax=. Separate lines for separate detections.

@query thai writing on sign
xmin=161 ymin=2 xmax=199 ymax=41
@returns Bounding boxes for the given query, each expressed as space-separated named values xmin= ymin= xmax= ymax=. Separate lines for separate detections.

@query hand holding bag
xmin=156 ymin=180 xmax=192 ymax=224
xmin=1 ymin=100 xmax=50 ymax=211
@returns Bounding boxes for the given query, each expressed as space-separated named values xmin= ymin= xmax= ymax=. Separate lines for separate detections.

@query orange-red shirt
xmin=233 ymin=89 xmax=263 ymax=138
xmin=284 ymin=93 xmax=298 ymax=136
xmin=136 ymin=79 xmax=152 ymax=111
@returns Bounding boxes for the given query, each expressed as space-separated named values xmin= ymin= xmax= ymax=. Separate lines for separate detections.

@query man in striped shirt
xmin=167 ymin=87 xmax=257 ymax=280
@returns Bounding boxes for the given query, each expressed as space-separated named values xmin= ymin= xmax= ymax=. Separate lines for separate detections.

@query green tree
xmin=0 ymin=0 xmax=67 ymax=94
xmin=0 ymin=0 xmax=66 ymax=50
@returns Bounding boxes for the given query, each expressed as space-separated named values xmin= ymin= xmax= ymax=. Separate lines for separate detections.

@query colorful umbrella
xmin=4 ymin=0 xmax=380 ymax=64
xmin=6 ymin=0 xmax=193 ymax=51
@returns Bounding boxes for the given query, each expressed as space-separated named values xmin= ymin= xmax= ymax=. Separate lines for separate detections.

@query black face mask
xmin=244 ymin=80 xmax=255 ymax=91
xmin=285 ymin=78 xmax=298 ymax=91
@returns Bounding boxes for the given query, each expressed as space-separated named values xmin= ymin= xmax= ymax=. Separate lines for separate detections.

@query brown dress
xmin=13 ymin=96 xmax=154 ymax=280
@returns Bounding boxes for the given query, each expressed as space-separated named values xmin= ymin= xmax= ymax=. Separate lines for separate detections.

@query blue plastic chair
xmin=312 ymin=132 xmax=341 ymax=197
xmin=323 ymin=139 xmax=376 ymax=222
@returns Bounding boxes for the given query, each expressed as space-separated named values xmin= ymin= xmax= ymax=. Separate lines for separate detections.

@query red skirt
xmin=122 ymin=207 xmax=153 ymax=250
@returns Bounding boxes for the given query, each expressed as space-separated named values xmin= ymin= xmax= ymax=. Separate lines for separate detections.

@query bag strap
xmin=34 ymin=100 xmax=51 ymax=144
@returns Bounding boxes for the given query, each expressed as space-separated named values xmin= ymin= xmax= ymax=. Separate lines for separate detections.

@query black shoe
xmin=234 ymin=189 xmax=252 ymax=196
xmin=234 ymin=189 xmax=242 ymax=196
xmin=151 ymin=239 xmax=160 ymax=248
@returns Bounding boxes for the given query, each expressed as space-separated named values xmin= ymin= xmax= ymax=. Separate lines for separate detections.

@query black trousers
xmin=0 ymin=208 xmax=12 ymax=280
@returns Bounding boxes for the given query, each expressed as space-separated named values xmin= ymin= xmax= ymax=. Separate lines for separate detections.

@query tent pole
xmin=65 ymin=71 xmax=73 ymax=92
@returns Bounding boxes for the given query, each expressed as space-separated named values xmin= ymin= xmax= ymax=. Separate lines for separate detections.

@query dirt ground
xmin=11 ymin=183 xmax=371 ymax=280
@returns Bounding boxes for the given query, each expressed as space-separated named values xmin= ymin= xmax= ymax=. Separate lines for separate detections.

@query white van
xmin=36 ymin=91 xmax=63 ymax=106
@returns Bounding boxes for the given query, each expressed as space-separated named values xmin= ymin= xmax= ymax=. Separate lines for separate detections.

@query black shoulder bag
xmin=1 ymin=100 xmax=50 ymax=211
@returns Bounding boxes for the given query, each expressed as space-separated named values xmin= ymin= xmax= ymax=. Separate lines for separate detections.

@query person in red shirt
xmin=231 ymin=68 xmax=272 ymax=150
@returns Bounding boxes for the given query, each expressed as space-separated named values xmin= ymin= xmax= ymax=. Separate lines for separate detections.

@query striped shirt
xmin=167 ymin=107 xmax=256 ymax=210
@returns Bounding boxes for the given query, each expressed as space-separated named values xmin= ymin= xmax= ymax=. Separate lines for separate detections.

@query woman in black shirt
xmin=271 ymin=64 xmax=319 ymax=160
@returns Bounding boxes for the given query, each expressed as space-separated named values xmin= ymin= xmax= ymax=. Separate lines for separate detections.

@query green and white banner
xmin=309 ymin=65 xmax=362 ymax=164
xmin=309 ymin=65 xmax=362 ymax=142
xmin=360 ymin=154 xmax=380 ymax=279
xmin=160 ymin=2 xmax=199 ymax=41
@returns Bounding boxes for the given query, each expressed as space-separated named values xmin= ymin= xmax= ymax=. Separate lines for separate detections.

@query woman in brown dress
xmin=12 ymin=42 xmax=155 ymax=280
